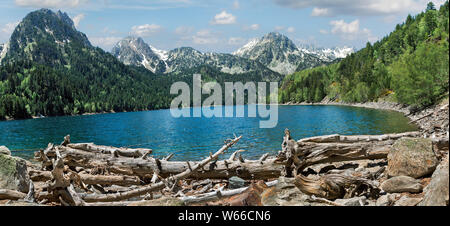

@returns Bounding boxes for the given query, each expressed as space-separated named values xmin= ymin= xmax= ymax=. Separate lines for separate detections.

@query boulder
xmin=376 ymin=194 xmax=399 ymax=206
xmin=0 ymin=154 xmax=30 ymax=193
xmin=418 ymin=156 xmax=449 ymax=206
xmin=228 ymin=176 xmax=246 ymax=189
xmin=381 ymin=176 xmax=423 ymax=193
xmin=0 ymin=146 xmax=11 ymax=156
xmin=393 ymin=196 xmax=423 ymax=206
xmin=334 ymin=196 xmax=367 ymax=206
xmin=387 ymin=138 xmax=438 ymax=178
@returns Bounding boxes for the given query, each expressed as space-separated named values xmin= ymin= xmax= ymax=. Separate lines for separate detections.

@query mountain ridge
xmin=112 ymin=32 xmax=353 ymax=76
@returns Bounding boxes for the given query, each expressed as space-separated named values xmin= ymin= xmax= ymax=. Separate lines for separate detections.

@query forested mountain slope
xmin=279 ymin=2 xmax=449 ymax=110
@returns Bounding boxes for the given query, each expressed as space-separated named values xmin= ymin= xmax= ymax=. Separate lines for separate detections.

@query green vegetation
xmin=279 ymin=1 xmax=449 ymax=110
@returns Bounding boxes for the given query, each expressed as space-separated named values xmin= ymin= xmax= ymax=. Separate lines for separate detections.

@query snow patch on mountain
xmin=0 ymin=43 xmax=8 ymax=64
xmin=232 ymin=38 xmax=259 ymax=56
xmin=150 ymin=45 xmax=168 ymax=61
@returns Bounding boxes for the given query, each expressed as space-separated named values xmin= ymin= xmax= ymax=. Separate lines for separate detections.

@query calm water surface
xmin=0 ymin=105 xmax=418 ymax=161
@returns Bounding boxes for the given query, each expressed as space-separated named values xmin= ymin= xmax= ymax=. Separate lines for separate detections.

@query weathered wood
xmin=56 ymin=146 xmax=282 ymax=180
xmin=67 ymin=143 xmax=152 ymax=158
xmin=180 ymin=180 xmax=278 ymax=204
xmin=278 ymin=129 xmax=419 ymax=174
xmin=29 ymin=169 xmax=141 ymax=186
xmin=0 ymin=189 xmax=27 ymax=200
xmin=294 ymin=174 xmax=379 ymax=200
xmin=78 ymin=136 xmax=242 ymax=203
xmin=298 ymin=131 xmax=420 ymax=143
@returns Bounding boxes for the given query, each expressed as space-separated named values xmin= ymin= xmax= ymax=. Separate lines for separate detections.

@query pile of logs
xmin=23 ymin=134 xmax=284 ymax=206
xmin=278 ymin=129 xmax=420 ymax=200
xmin=1 ymin=129 xmax=424 ymax=206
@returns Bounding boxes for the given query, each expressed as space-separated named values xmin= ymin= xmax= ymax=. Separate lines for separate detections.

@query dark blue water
xmin=0 ymin=105 xmax=417 ymax=160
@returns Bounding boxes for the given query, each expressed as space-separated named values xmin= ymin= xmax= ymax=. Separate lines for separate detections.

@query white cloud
xmin=274 ymin=26 xmax=285 ymax=31
xmin=243 ymin=24 xmax=260 ymax=31
xmin=233 ymin=0 xmax=240 ymax=9
xmin=328 ymin=19 xmax=378 ymax=42
xmin=131 ymin=24 xmax=163 ymax=37
xmin=273 ymin=0 xmax=447 ymax=17
xmin=274 ymin=26 xmax=295 ymax=33
xmin=210 ymin=11 xmax=236 ymax=25
xmin=319 ymin=29 xmax=328 ymax=34
xmin=330 ymin=19 xmax=360 ymax=35
xmin=228 ymin=37 xmax=246 ymax=45
xmin=175 ymin=26 xmax=194 ymax=35
xmin=89 ymin=36 xmax=122 ymax=50
xmin=286 ymin=26 xmax=295 ymax=33
xmin=311 ymin=7 xmax=329 ymax=16
xmin=192 ymin=30 xmax=219 ymax=45
xmin=15 ymin=0 xmax=88 ymax=8
xmin=1 ymin=21 xmax=20 ymax=35
xmin=72 ymin=13 xmax=84 ymax=28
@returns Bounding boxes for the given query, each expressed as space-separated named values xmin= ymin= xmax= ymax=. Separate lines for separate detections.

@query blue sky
xmin=0 ymin=0 xmax=447 ymax=53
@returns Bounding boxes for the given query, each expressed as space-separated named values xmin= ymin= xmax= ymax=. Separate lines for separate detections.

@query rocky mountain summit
xmin=233 ymin=32 xmax=353 ymax=75
xmin=112 ymin=36 xmax=167 ymax=74
xmin=4 ymin=9 xmax=92 ymax=66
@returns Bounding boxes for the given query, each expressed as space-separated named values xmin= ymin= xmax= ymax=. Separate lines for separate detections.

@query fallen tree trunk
xmin=78 ymin=136 xmax=242 ymax=203
xmin=180 ymin=180 xmax=278 ymax=205
xmin=55 ymin=146 xmax=282 ymax=180
xmin=67 ymin=143 xmax=152 ymax=158
xmin=29 ymin=169 xmax=142 ymax=186
xmin=0 ymin=189 xmax=27 ymax=200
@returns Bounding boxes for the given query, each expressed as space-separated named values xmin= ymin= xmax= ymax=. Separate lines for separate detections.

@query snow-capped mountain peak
xmin=232 ymin=38 xmax=259 ymax=56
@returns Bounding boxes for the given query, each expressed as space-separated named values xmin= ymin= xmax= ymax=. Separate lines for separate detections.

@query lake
xmin=0 ymin=105 xmax=418 ymax=161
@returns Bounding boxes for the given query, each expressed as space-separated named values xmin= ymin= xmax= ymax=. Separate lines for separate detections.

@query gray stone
xmin=0 ymin=154 xmax=30 ymax=193
xmin=394 ymin=196 xmax=423 ymax=206
xmin=376 ymin=194 xmax=400 ymax=206
xmin=0 ymin=146 xmax=11 ymax=156
xmin=334 ymin=196 xmax=367 ymax=206
xmin=381 ymin=176 xmax=423 ymax=193
xmin=419 ymin=156 xmax=449 ymax=206
xmin=228 ymin=176 xmax=246 ymax=189
xmin=387 ymin=138 xmax=439 ymax=178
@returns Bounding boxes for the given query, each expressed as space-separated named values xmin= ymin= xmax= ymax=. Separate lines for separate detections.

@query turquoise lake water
xmin=0 ymin=105 xmax=418 ymax=161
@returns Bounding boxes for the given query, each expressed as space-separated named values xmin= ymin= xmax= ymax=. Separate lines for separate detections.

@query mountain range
xmin=111 ymin=32 xmax=353 ymax=76
xmin=0 ymin=8 xmax=356 ymax=120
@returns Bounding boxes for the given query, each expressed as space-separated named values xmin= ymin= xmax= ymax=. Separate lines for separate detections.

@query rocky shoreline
xmin=0 ymin=96 xmax=448 ymax=206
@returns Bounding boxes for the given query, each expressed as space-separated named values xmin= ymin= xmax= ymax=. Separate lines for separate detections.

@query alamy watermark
xmin=170 ymin=74 xmax=279 ymax=128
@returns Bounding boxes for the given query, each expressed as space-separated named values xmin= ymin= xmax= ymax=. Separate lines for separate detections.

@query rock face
xmin=419 ymin=156 xmax=449 ymax=206
xmin=0 ymin=154 xmax=30 ymax=193
xmin=381 ymin=176 xmax=423 ymax=193
xmin=0 ymin=146 xmax=11 ymax=155
xmin=387 ymin=138 xmax=439 ymax=178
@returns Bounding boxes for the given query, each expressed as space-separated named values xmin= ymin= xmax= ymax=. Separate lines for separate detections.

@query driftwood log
xmin=43 ymin=146 xmax=282 ymax=180
xmin=75 ymin=136 xmax=242 ymax=203
xmin=0 ymin=189 xmax=27 ymax=200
